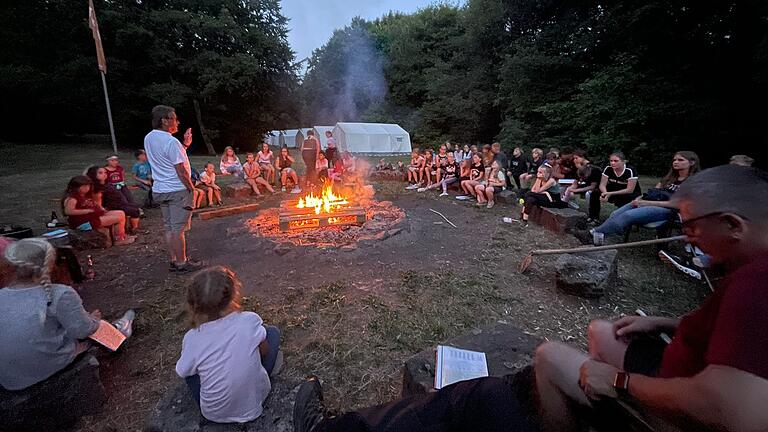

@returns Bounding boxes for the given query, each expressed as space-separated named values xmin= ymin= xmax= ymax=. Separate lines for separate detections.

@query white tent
xmin=265 ymin=130 xmax=282 ymax=147
xmin=313 ymin=126 xmax=335 ymax=149
xmin=295 ymin=128 xmax=314 ymax=148
xmin=280 ymin=129 xmax=299 ymax=148
xmin=333 ymin=123 xmax=411 ymax=154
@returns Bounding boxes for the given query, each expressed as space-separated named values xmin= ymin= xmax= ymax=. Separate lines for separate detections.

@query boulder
xmin=555 ymin=250 xmax=618 ymax=298
xmin=145 ymin=378 xmax=296 ymax=432
xmin=224 ymin=183 xmax=252 ymax=199
xmin=401 ymin=322 xmax=541 ymax=397
xmin=529 ymin=207 xmax=587 ymax=234
xmin=68 ymin=229 xmax=110 ymax=250
xmin=368 ymin=170 xmax=406 ymax=182
xmin=0 ymin=354 xmax=106 ymax=432
xmin=494 ymin=189 xmax=518 ymax=205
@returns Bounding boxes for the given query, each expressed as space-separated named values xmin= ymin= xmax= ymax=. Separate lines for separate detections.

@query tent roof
xmin=335 ymin=122 xmax=408 ymax=136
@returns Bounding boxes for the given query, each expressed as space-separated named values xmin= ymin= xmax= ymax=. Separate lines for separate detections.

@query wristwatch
xmin=613 ymin=371 xmax=630 ymax=393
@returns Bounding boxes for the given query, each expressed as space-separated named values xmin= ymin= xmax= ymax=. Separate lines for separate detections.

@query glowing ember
xmin=297 ymin=184 xmax=349 ymax=215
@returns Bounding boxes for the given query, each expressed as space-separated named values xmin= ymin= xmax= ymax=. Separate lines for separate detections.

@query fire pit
xmin=278 ymin=184 xmax=367 ymax=231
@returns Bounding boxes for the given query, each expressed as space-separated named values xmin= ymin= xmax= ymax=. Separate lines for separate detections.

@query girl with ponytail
xmin=0 ymin=239 xmax=134 ymax=391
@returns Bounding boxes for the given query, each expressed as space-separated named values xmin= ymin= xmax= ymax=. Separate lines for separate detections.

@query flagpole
xmin=99 ymin=70 xmax=118 ymax=154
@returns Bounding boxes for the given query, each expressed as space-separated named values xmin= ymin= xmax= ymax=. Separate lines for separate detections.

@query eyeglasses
xmin=681 ymin=212 xmax=747 ymax=234
xmin=165 ymin=116 xmax=180 ymax=123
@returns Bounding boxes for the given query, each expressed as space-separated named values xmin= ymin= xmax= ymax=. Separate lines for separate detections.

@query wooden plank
xmin=278 ymin=208 xmax=366 ymax=231
xmin=279 ymin=208 xmax=365 ymax=222
xmin=196 ymin=203 xmax=260 ymax=220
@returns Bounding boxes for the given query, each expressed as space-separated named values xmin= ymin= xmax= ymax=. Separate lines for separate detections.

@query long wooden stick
xmin=429 ymin=208 xmax=457 ymax=228
xmin=527 ymin=235 xmax=686 ymax=257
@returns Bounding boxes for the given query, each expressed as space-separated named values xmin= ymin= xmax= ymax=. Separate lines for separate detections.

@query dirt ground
xmin=63 ymin=179 xmax=707 ymax=431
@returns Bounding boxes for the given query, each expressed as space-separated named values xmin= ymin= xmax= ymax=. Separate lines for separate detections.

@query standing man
xmin=144 ymin=105 xmax=201 ymax=273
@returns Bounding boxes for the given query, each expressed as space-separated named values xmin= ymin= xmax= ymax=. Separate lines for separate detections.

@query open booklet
xmin=434 ymin=345 xmax=489 ymax=390
xmin=88 ymin=320 xmax=126 ymax=352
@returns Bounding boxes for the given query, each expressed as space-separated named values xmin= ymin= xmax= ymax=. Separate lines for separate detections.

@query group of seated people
xmin=0 ymin=237 xmax=281 ymax=429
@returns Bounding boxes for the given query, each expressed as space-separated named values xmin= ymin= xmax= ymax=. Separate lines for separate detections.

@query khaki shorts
xmin=154 ymin=189 xmax=193 ymax=233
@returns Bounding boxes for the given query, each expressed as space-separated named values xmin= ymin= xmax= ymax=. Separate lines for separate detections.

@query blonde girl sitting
xmin=474 ymin=160 xmax=506 ymax=208
xmin=175 ymin=266 xmax=282 ymax=424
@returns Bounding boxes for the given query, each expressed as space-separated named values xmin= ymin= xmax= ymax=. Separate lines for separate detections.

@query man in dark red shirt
xmin=535 ymin=164 xmax=768 ymax=432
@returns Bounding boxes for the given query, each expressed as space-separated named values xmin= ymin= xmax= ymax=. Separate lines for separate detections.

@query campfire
xmin=279 ymin=184 xmax=367 ymax=231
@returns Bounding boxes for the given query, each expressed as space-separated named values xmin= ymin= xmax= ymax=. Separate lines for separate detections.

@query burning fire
xmin=297 ymin=184 xmax=349 ymax=215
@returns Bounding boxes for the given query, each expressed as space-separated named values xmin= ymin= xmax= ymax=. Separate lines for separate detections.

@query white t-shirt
xmin=143 ymin=129 xmax=190 ymax=193
xmin=175 ymin=312 xmax=270 ymax=423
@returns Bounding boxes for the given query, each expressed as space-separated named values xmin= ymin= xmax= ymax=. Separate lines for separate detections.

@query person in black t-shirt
xmin=507 ymin=147 xmax=528 ymax=190
xmin=420 ymin=153 xmax=460 ymax=196
xmin=519 ymin=148 xmax=544 ymax=190
xmin=599 ymin=151 xmax=641 ymax=208
xmin=460 ymin=153 xmax=485 ymax=199
xmin=562 ymin=150 xmax=602 ymax=222
xmin=592 ymin=151 xmax=700 ymax=239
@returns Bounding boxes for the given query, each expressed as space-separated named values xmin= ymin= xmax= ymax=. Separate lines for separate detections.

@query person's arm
xmin=175 ymin=163 xmax=194 ymax=191
xmin=531 ymin=179 xmax=549 ymax=193
xmin=63 ymin=197 xmax=94 ymax=216
xmin=91 ymin=191 xmax=103 ymax=208
xmin=609 ymin=177 xmax=638 ymax=196
xmin=175 ymin=334 xmax=198 ymax=378
xmin=599 ymin=173 xmax=609 ymax=195
xmin=55 ymin=287 xmax=100 ymax=339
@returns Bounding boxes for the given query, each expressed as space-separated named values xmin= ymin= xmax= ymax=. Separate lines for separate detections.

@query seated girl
xmin=520 ymin=165 xmax=565 ymax=226
xmin=405 ymin=148 xmax=424 ymax=189
xmin=474 ymin=160 xmax=506 ymax=208
xmin=422 ymin=149 xmax=435 ymax=188
xmin=589 ymin=151 xmax=700 ymax=244
xmin=190 ymin=167 xmax=205 ymax=209
xmin=342 ymin=152 xmax=357 ymax=176
xmin=276 ymin=146 xmax=300 ymax=194
xmin=176 ymin=266 xmax=282 ymax=425
xmin=598 ymin=151 xmax=641 ymax=208
xmin=86 ymin=166 xmax=142 ymax=234
xmin=104 ymin=155 xmax=135 ymax=204
xmin=62 ymin=175 xmax=135 ymax=246
xmin=198 ymin=163 xmax=223 ymax=207
xmin=257 ymin=143 xmax=276 ymax=184
xmin=459 ymin=153 xmax=485 ymax=200
xmin=243 ymin=153 xmax=275 ymax=196
xmin=561 ymin=163 xmax=603 ymax=223
xmin=519 ymin=148 xmax=544 ymax=190
xmin=316 ymin=151 xmax=330 ymax=184
xmin=329 ymin=155 xmax=344 ymax=182
xmin=0 ymin=238 xmax=135 ymax=392
xmin=419 ymin=152 xmax=459 ymax=196
xmin=219 ymin=146 xmax=243 ymax=176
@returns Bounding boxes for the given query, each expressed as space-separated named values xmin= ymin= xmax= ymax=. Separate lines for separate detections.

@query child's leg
xmin=206 ymin=188 xmax=214 ymax=206
xmin=474 ymin=185 xmax=486 ymax=203
xmin=562 ymin=186 xmax=574 ymax=202
xmin=214 ymin=188 xmax=222 ymax=204
xmin=256 ymin=177 xmax=274 ymax=193
xmin=130 ymin=217 xmax=140 ymax=231
xmin=261 ymin=325 xmax=282 ymax=375
xmin=486 ymin=186 xmax=495 ymax=203
xmin=246 ymin=178 xmax=259 ymax=194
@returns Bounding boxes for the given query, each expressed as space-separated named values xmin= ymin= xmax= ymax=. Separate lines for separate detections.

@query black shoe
xmin=294 ymin=376 xmax=327 ymax=432
xmin=173 ymin=260 xmax=205 ymax=274
xmin=658 ymin=250 xmax=702 ymax=280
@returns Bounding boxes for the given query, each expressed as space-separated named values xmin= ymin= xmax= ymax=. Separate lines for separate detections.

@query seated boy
xmin=131 ymin=149 xmax=155 ymax=208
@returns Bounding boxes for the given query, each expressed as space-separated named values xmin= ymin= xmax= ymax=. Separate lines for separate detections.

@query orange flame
xmin=297 ymin=184 xmax=349 ymax=214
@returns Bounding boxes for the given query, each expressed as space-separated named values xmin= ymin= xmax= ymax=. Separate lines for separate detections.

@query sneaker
xmin=521 ymin=219 xmax=529 ymax=227
xmin=417 ymin=187 xmax=427 ymax=192
xmin=293 ymin=376 xmax=328 ymax=432
xmin=281 ymin=186 xmax=287 ymax=193
xmin=455 ymin=195 xmax=469 ymax=201
xmin=487 ymin=201 xmax=495 ymax=209
xmin=270 ymin=351 xmax=284 ymax=378
xmin=174 ymin=260 xmax=204 ymax=274
xmin=113 ymin=235 xmax=137 ymax=246
xmin=573 ymin=229 xmax=593 ymax=245
xmin=291 ymin=187 xmax=302 ymax=194
xmin=567 ymin=201 xmax=580 ymax=210
xmin=439 ymin=192 xmax=449 ymax=197
xmin=659 ymin=250 xmax=702 ymax=280
xmin=586 ymin=218 xmax=599 ymax=226
xmin=591 ymin=230 xmax=604 ymax=246
xmin=405 ymin=184 xmax=417 ymax=190
xmin=475 ymin=201 xmax=486 ymax=207
xmin=112 ymin=309 xmax=136 ymax=339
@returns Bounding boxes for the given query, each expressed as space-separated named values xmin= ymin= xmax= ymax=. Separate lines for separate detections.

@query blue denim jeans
xmin=594 ymin=203 xmax=673 ymax=236
xmin=185 ymin=325 xmax=281 ymax=405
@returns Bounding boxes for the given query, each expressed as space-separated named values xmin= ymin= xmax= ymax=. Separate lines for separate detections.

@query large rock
xmin=402 ymin=322 xmax=541 ymax=397
xmin=0 ymin=354 xmax=106 ymax=432
xmin=225 ymin=183 xmax=253 ymax=199
xmin=529 ymin=207 xmax=587 ymax=234
xmin=495 ymin=189 xmax=518 ymax=205
xmin=555 ymin=250 xmax=618 ymax=298
xmin=145 ymin=378 xmax=295 ymax=432
xmin=368 ymin=170 xmax=406 ymax=182
xmin=68 ymin=229 xmax=110 ymax=250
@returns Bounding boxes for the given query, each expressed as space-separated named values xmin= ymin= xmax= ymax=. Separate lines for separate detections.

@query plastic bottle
xmin=84 ymin=255 xmax=95 ymax=280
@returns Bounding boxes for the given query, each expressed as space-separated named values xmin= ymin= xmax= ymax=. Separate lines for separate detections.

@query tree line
xmin=0 ymin=0 xmax=298 ymax=153
xmin=1 ymin=1 xmax=766 ymax=172
xmin=300 ymin=0 xmax=767 ymax=172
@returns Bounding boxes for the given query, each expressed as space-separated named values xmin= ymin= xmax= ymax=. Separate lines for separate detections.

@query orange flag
xmin=88 ymin=0 xmax=107 ymax=74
